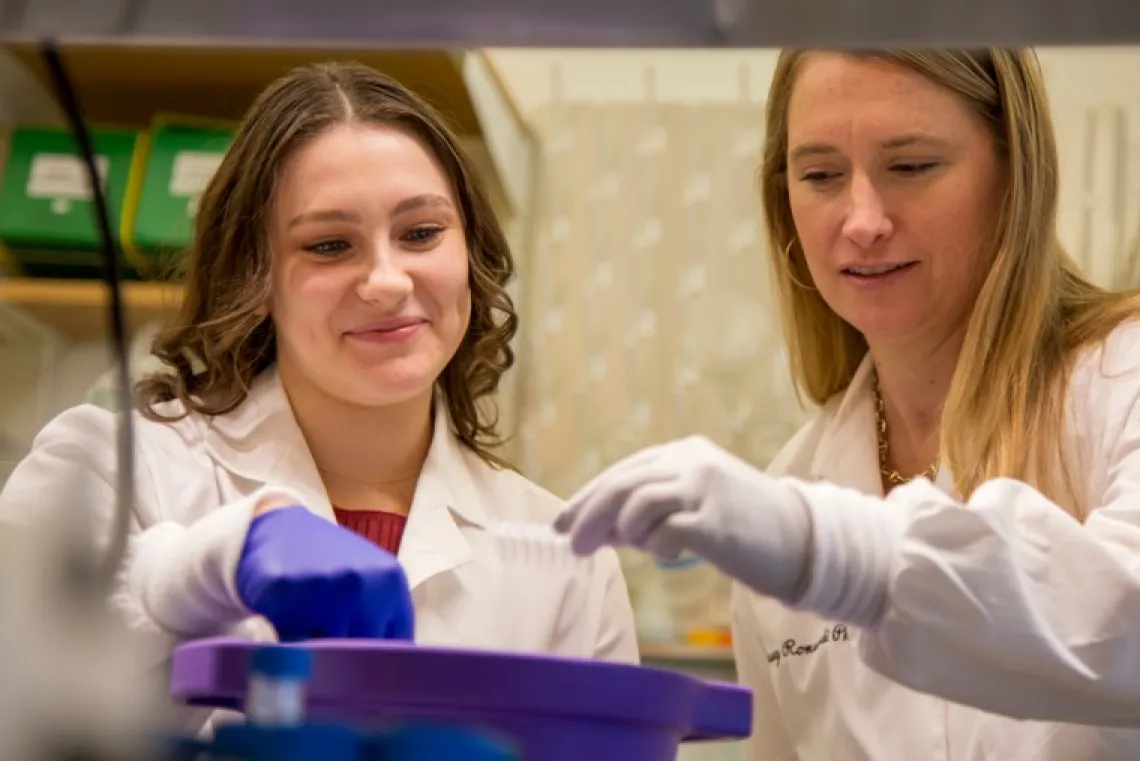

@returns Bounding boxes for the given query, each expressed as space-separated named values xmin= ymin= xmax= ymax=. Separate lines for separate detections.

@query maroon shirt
xmin=333 ymin=508 xmax=408 ymax=555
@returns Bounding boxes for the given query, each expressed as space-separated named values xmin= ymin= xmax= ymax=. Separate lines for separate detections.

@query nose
xmin=356 ymin=243 xmax=414 ymax=305
xmin=842 ymin=174 xmax=893 ymax=249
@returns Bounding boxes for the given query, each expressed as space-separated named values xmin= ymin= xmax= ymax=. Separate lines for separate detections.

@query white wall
xmin=489 ymin=49 xmax=782 ymax=111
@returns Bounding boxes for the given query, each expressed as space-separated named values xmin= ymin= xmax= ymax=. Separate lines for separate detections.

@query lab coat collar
xmin=203 ymin=368 xmax=490 ymax=588
xmin=203 ymin=368 xmax=334 ymax=522
xmin=398 ymin=396 xmax=486 ymax=587
xmin=809 ymin=353 xmax=954 ymax=497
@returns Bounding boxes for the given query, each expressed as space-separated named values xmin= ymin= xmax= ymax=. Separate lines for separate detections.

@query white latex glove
xmin=554 ymin=436 xmax=816 ymax=604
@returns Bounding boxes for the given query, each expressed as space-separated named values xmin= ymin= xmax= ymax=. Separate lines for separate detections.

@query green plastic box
xmin=0 ymin=125 xmax=142 ymax=279
xmin=123 ymin=123 xmax=234 ymax=277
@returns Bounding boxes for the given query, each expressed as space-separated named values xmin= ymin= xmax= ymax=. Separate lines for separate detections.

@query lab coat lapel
xmin=202 ymin=368 xmax=335 ymax=522
xmin=810 ymin=355 xmax=885 ymax=497
xmin=397 ymin=400 xmax=489 ymax=591
xmin=205 ymin=373 xmax=494 ymax=592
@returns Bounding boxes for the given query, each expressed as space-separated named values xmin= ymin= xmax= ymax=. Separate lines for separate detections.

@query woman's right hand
xmin=235 ymin=505 xmax=415 ymax=642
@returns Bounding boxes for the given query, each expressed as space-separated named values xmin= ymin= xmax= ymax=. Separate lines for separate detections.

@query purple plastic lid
xmin=171 ymin=637 xmax=751 ymax=742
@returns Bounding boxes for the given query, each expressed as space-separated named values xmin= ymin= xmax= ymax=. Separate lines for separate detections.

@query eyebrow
xmin=392 ymin=193 xmax=455 ymax=216
xmin=286 ymin=193 xmax=455 ymax=229
xmin=287 ymin=209 xmax=362 ymax=229
xmin=788 ymin=135 xmax=952 ymax=162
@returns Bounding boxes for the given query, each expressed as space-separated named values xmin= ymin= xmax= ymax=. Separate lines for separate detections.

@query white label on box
xmin=27 ymin=154 xmax=109 ymax=200
xmin=169 ymin=151 xmax=225 ymax=197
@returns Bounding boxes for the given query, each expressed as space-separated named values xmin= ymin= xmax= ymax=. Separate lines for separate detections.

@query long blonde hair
xmin=760 ymin=48 xmax=1140 ymax=517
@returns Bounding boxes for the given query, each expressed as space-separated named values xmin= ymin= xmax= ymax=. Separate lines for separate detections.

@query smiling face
xmin=267 ymin=122 xmax=471 ymax=410
xmin=785 ymin=53 xmax=1005 ymax=347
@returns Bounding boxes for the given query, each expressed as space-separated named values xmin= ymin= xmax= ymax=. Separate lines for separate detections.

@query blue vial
xmin=245 ymin=645 xmax=312 ymax=727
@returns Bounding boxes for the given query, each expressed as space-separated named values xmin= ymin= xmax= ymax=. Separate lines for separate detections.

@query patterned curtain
xmin=502 ymin=99 xmax=812 ymax=494
xmin=497 ymin=97 xmax=815 ymax=645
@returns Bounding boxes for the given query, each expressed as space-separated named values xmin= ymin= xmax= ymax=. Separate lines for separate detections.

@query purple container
xmin=171 ymin=637 xmax=751 ymax=761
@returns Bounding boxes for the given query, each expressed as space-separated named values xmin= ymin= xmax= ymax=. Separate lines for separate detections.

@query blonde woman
xmin=556 ymin=48 xmax=1140 ymax=759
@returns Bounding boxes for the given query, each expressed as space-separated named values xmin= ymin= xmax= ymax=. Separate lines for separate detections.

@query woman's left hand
xmin=554 ymin=436 xmax=815 ymax=603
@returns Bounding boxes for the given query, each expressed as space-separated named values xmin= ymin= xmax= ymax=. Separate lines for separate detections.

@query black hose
xmin=39 ymin=39 xmax=135 ymax=596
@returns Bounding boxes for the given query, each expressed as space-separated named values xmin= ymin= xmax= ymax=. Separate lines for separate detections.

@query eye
xmin=402 ymin=226 xmax=445 ymax=247
xmin=892 ymin=161 xmax=939 ymax=176
xmin=800 ymin=170 xmax=840 ymax=185
xmin=302 ymin=239 xmax=350 ymax=257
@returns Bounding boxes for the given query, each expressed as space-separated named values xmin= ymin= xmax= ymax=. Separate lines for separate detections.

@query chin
xmin=313 ymin=344 xmax=458 ymax=406
xmin=842 ymin=309 xmax=926 ymax=343
xmin=338 ymin=379 xmax=436 ymax=409
xmin=382 ymin=364 xmax=453 ymax=401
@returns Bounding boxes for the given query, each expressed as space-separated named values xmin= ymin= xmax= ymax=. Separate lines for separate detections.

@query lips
xmin=842 ymin=262 xmax=916 ymax=277
xmin=348 ymin=317 xmax=426 ymax=335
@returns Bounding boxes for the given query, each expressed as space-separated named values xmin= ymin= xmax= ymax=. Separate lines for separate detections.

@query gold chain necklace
xmin=872 ymin=373 xmax=940 ymax=486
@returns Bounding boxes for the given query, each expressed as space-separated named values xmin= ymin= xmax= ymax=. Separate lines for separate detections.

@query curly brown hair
xmin=135 ymin=61 xmax=518 ymax=466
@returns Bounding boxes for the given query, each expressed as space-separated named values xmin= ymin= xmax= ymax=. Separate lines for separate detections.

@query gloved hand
xmin=553 ymin=436 xmax=815 ymax=603
xmin=236 ymin=506 xmax=415 ymax=642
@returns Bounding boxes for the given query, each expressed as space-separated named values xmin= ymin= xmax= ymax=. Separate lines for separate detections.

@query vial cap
xmin=250 ymin=645 xmax=312 ymax=680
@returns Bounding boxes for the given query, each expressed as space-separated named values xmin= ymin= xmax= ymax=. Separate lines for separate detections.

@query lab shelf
xmin=0 ymin=43 xmax=534 ymax=220
xmin=0 ymin=277 xmax=183 ymax=342
xmin=640 ymin=642 xmax=736 ymax=664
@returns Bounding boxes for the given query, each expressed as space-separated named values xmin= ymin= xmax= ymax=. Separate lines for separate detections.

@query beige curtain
xmin=502 ymin=99 xmax=812 ymax=498
xmin=497 ymin=97 xmax=816 ymax=644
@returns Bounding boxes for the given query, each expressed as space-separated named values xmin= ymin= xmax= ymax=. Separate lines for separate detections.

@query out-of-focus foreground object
xmin=171 ymin=636 xmax=753 ymax=760
xmin=0 ymin=0 xmax=1135 ymax=47
xmin=0 ymin=506 xmax=165 ymax=761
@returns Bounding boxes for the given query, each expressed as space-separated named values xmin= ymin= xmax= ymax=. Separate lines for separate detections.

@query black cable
xmin=39 ymin=40 xmax=135 ymax=596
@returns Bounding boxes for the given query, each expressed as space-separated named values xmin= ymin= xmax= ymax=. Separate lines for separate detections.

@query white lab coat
xmin=0 ymin=368 xmax=638 ymax=733
xmin=733 ymin=318 xmax=1140 ymax=761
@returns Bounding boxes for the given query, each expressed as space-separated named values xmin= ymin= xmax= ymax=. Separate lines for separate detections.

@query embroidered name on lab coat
xmin=766 ymin=625 xmax=849 ymax=667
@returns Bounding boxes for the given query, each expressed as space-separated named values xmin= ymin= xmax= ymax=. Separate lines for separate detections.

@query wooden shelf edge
xmin=0 ymin=45 xmax=533 ymax=222
xmin=0 ymin=277 xmax=184 ymax=341
xmin=0 ymin=277 xmax=182 ymax=304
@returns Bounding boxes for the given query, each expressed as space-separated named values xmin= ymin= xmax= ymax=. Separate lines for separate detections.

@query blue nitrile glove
xmin=236 ymin=506 xmax=415 ymax=642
